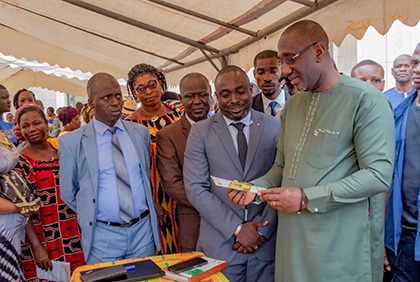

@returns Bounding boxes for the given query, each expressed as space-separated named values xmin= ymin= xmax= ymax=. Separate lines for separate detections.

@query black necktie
xmin=233 ymin=122 xmax=247 ymax=169
xmin=109 ymin=127 xmax=135 ymax=222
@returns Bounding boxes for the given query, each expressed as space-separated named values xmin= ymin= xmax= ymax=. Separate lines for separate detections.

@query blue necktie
xmin=109 ymin=127 xmax=135 ymax=222
xmin=269 ymin=101 xmax=277 ymax=116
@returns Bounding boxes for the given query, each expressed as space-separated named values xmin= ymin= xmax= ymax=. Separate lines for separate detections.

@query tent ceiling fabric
xmin=0 ymin=0 xmax=419 ymax=96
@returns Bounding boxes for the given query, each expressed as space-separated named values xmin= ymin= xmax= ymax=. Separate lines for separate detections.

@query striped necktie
xmin=109 ymin=127 xmax=135 ymax=222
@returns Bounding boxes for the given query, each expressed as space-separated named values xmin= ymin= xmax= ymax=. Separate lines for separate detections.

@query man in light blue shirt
xmin=384 ymin=54 xmax=417 ymax=108
xmin=59 ymin=73 xmax=160 ymax=264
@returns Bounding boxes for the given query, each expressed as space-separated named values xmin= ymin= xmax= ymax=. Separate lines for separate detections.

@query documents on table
xmin=36 ymin=260 xmax=71 ymax=282
xmin=210 ymin=176 xmax=266 ymax=193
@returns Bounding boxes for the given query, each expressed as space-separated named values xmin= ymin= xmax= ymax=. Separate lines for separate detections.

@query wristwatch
xmin=234 ymin=224 xmax=242 ymax=236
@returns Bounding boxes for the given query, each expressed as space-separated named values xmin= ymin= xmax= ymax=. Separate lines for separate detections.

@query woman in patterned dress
xmin=15 ymin=104 xmax=85 ymax=281
xmin=125 ymin=63 xmax=183 ymax=254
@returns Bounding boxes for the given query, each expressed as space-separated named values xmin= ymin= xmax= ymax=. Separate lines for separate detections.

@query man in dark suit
xmin=252 ymin=50 xmax=290 ymax=116
xmin=184 ymin=65 xmax=279 ymax=281
xmin=156 ymin=73 xmax=211 ymax=252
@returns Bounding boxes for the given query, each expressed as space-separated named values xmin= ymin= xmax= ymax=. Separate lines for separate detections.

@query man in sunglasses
xmin=228 ymin=20 xmax=395 ymax=281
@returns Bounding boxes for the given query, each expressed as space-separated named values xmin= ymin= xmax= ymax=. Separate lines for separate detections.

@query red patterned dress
xmin=17 ymin=154 xmax=85 ymax=281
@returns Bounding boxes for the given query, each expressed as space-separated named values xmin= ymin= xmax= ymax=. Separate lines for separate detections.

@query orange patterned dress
xmin=126 ymin=100 xmax=183 ymax=254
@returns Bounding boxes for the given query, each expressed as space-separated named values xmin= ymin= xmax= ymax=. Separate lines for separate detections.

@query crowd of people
xmin=0 ymin=19 xmax=419 ymax=282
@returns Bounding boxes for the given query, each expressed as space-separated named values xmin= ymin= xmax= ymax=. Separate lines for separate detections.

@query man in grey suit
xmin=59 ymin=73 xmax=160 ymax=264
xmin=184 ymin=65 xmax=279 ymax=281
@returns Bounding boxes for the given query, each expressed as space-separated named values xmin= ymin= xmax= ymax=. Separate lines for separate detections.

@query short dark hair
xmin=0 ymin=84 xmax=7 ymax=91
xmin=127 ymin=63 xmax=167 ymax=101
xmin=351 ymin=59 xmax=384 ymax=78
xmin=253 ymin=50 xmax=278 ymax=67
xmin=13 ymin=89 xmax=36 ymax=110
xmin=161 ymin=91 xmax=179 ymax=101
xmin=17 ymin=104 xmax=47 ymax=126
xmin=47 ymin=106 xmax=55 ymax=115
xmin=215 ymin=65 xmax=249 ymax=88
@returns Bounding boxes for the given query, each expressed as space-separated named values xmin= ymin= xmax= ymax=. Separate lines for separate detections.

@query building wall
xmin=334 ymin=19 xmax=420 ymax=91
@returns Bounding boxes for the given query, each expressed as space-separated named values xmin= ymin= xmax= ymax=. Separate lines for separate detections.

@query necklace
xmin=140 ymin=105 xmax=163 ymax=122
xmin=28 ymin=143 xmax=56 ymax=161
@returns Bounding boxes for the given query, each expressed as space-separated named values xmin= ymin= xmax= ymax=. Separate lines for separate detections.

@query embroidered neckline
xmin=288 ymin=93 xmax=320 ymax=179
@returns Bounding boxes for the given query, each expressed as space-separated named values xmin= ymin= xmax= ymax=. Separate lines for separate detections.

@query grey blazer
xmin=184 ymin=110 xmax=279 ymax=264
xmin=58 ymin=120 xmax=160 ymax=261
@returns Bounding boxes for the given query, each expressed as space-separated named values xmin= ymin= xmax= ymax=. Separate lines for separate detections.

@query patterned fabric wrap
xmin=0 ymin=170 xmax=42 ymax=214
xmin=0 ymin=225 xmax=20 ymax=282
xmin=126 ymin=100 xmax=183 ymax=254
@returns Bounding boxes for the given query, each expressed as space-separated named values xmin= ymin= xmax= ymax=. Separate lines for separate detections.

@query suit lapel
xmin=81 ymin=123 xmax=99 ymax=196
xmin=180 ymin=115 xmax=191 ymax=138
xmin=254 ymin=93 xmax=264 ymax=112
xmin=123 ymin=121 xmax=145 ymax=164
xmin=213 ymin=113 xmax=243 ymax=175
xmin=244 ymin=111 xmax=263 ymax=177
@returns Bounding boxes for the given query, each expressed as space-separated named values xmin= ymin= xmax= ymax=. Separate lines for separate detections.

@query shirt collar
xmin=223 ymin=110 xmax=252 ymax=127
xmin=185 ymin=114 xmax=197 ymax=125
xmin=93 ymin=117 xmax=125 ymax=136
xmin=261 ymin=89 xmax=286 ymax=111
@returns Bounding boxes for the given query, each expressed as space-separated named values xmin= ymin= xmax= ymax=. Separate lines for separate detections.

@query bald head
xmin=179 ymin=73 xmax=210 ymax=94
xmin=282 ymin=20 xmax=329 ymax=48
xmin=393 ymin=54 xmax=411 ymax=66
xmin=351 ymin=60 xmax=385 ymax=91
xmin=277 ymin=20 xmax=338 ymax=93
xmin=411 ymin=43 xmax=420 ymax=90
xmin=87 ymin=72 xmax=118 ymax=98
xmin=351 ymin=60 xmax=384 ymax=78
xmin=391 ymin=54 xmax=412 ymax=85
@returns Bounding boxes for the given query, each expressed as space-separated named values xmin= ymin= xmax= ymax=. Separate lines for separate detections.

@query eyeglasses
xmin=135 ymin=79 xmax=158 ymax=94
xmin=278 ymin=42 xmax=318 ymax=66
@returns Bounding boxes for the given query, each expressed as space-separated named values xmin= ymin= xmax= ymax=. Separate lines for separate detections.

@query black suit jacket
xmin=251 ymin=89 xmax=291 ymax=114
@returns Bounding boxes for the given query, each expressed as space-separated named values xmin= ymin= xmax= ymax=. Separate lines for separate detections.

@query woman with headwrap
xmin=58 ymin=106 xmax=81 ymax=137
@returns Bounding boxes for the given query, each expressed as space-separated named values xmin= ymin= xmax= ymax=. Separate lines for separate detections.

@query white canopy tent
xmin=0 ymin=0 xmax=419 ymax=97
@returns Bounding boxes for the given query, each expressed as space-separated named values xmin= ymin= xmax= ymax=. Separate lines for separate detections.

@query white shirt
xmin=222 ymin=111 xmax=252 ymax=154
xmin=262 ymin=89 xmax=286 ymax=115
